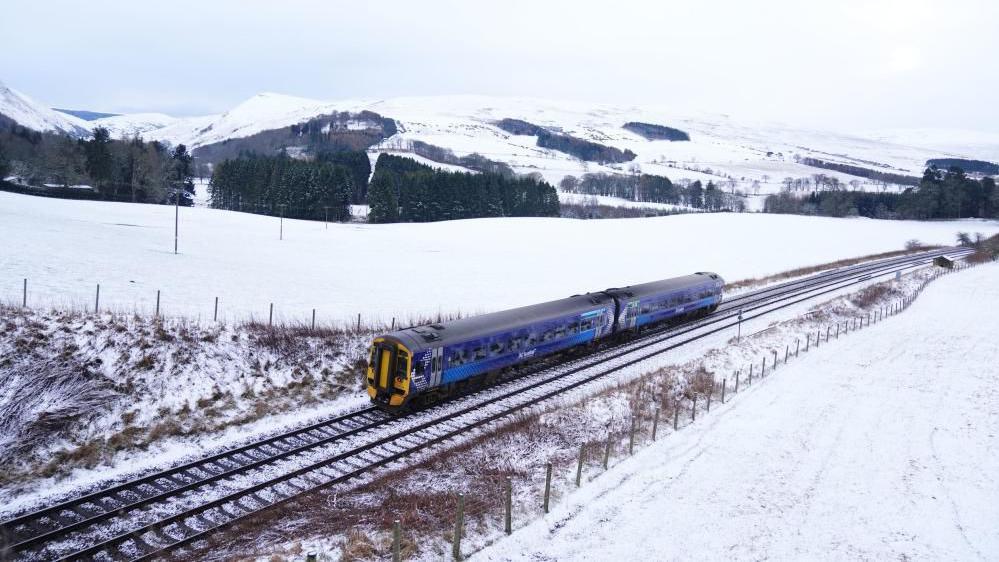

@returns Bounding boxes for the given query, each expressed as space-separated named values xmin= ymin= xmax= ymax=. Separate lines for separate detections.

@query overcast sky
xmin=1 ymin=0 xmax=996 ymax=131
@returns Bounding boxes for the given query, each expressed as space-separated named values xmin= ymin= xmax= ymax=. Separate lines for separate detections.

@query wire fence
xmin=295 ymin=258 xmax=988 ymax=562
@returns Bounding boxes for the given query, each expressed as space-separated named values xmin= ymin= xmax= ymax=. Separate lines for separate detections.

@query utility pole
xmin=174 ymin=183 xmax=180 ymax=254
xmin=736 ymin=309 xmax=743 ymax=341
xmin=323 ymin=206 xmax=329 ymax=229
xmin=278 ymin=204 xmax=287 ymax=240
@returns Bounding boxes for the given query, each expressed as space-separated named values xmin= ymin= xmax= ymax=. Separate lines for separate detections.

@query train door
xmin=623 ymin=299 xmax=640 ymax=330
xmin=430 ymin=346 xmax=444 ymax=386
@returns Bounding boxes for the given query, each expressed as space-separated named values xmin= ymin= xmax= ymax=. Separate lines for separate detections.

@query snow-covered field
xmin=2 ymin=191 xmax=997 ymax=325
xmin=473 ymin=263 xmax=999 ymax=561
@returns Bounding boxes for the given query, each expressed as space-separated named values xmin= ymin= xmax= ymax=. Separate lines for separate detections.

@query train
xmin=367 ymin=272 xmax=725 ymax=411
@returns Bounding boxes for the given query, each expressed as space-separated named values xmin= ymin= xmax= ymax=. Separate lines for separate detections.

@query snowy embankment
xmin=2 ymin=191 xmax=997 ymax=326
xmin=473 ymin=263 xmax=999 ymax=561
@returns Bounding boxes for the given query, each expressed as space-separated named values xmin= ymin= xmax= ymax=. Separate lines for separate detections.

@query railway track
xmin=0 ymin=247 xmax=971 ymax=561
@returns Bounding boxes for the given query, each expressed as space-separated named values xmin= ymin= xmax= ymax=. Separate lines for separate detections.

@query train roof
xmin=381 ymin=272 xmax=725 ymax=351
xmin=605 ymin=272 xmax=723 ymax=299
xmin=385 ymin=291 xmax=615 ymax=350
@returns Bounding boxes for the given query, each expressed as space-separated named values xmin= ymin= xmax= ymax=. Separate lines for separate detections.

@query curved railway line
xmin=0 ymin=247 xmax=972 ymax=561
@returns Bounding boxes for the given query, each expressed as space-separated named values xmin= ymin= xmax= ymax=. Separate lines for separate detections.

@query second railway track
xmin=0 ymin=247 xmax=970 ymax=561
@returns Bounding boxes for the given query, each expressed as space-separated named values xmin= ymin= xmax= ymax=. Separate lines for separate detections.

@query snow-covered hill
xmin=2 ymin=79 xmax=996 ymax=195
xmin=89 ymin=112 xmax=179 ymax=138
xmin=0 ymin=81 xmax=89 ymax=136
xmin=133 ymin=93 xmax=999 ymax=193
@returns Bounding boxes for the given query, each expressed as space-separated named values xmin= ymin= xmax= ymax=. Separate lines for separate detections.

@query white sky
xmin=1 ymin=0 xmax=996 ymax=131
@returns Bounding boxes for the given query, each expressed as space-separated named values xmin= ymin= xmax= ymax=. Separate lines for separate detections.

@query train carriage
xmin=368 ymin=292 xmax=616 ymax=408
xmin=606 ymin=272 xmax=724 ymax=331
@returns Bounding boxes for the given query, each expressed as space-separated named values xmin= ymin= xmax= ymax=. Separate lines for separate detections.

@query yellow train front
xmin=366 ymin=336 xmax=413 ymax=408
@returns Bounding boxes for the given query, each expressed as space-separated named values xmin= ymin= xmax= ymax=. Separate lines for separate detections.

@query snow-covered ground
xmin=2 ymin=191 xmax=997 ymax=325
xmin=473 ymin=263 xmax=999 ymax=561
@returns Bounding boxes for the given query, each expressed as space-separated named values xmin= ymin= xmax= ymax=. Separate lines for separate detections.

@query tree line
xmin=367 ymin=153 xmax=560 ymax=223
xmin=764 ymin=167 xmax=998 ymax=220
xmin=207 ymin=151 xmax=355 ymax=221
xmin=559 ymin=173 xmax=743 ymax=211
xmin=0 ymin=121 xmax=194 ymax=205
xmin=797 ymin=156 xmax=919 ymax=187
xmin=495 ymin=118 xmax=636 ymax=164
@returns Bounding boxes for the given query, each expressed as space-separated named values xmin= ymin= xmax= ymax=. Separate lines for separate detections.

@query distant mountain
xmin=4 ymin=79 xmax=997 ymax=195
xmin=90 ymin=112 xmax=179 ymax=138
xmin=53 ymin=108 xmax=120 ymax=121
xmin=0 ymin=81 xmax=89 ymax=136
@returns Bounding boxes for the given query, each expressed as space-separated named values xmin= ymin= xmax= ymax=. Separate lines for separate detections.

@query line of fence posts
xmin=439 ymin=274 xmax=968 ymax=562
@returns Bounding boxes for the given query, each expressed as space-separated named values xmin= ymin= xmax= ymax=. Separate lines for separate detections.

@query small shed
xmin=933 ymin=256 xmax=954 ymax=269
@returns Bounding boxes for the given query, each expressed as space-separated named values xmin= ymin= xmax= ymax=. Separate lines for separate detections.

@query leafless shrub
xmin=0 ymin=358 xmax=117 ymax=478
xmin=850 ymin=283 xmax=902 ymax=309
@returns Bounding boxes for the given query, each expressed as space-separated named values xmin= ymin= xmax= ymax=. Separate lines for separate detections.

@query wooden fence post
xmin=95 ymin=283 xmax=100 ymax=313
xmin=357 ymin=312 xmax=361 ymax=331
xmin=543 ymin=463 xmax=553 ymax=513
xmin=691 ymin=395 xmax=697 ymax=421
xmin=453 ymin=493 xmax=464 ymax=560
xmin=213 ymin=296 xmax=219 ymax=322
xmin=22 ymin=278 xmax=27 ymax=307
xmin=795 ymin=338 xmax=800 ymax=357
xmin=721 ymin=378 xmax=727 ymax=404
xmin=652 ymin=408 xmax=660 ymax=441
xmin=735 ymin=370 xmax=740 ymax=393
xmin=749 ymin=363 xmax=753 ymax=385
xmin=826 ymin=326 xmax=831 ymax=341
xmin=312 ymin=308 xmax=316 ymax=331
xmin=603 ymin=435 xmax=612 ymax=469
xmin=155 ymin=290 xmax=160 ymax=318
xmin=269 ymin=303 xmax=273 ymax=326
xmin=628 ymin=418 xmax=636 ymax=455
xmin=393 ymin=519 xmax=401 ymax=562
xmin=673 ymin=399 xmax=680 ymax=430
xmin=784 ymin=345 xmax=789 ymax=363
xmin=576 ymin=444 xmax=584 ymax=487
xmin=505 ymin=476 xmax=512 ymax=534
xmin=805 ymin=333 xmax=810 ymax=352
xmin=706 ymin=388 xmax=712 ymax=412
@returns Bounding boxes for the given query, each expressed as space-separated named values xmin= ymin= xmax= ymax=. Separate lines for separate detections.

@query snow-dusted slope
xmin=90 ymin=112 xmax=179 ymax=138
xmin=473 ymin=263 xmax=999 ymax=562
xmin=123 ymin=93 xmax=996 ymax=193
xmin=150 ymin=92 xmax=349 ymax=149
xmin=0 ymin=80 xmax=89 ymax=136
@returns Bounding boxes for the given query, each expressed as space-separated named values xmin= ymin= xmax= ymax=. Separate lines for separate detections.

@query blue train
xmin=367 ymin=272 xmax=724 ymax=410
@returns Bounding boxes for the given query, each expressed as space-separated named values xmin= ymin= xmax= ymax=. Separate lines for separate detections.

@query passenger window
xmin=490 ymin=341 xmax=505 ymax=354
xmin=474 ymin=347 xmax=487 ymax=360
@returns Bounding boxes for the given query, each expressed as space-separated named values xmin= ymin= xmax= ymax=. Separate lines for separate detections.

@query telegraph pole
xmin=278 ymin=204 xmax=287 ymax=240
xmin=174 ymin=184 xmax=179 ymax=254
